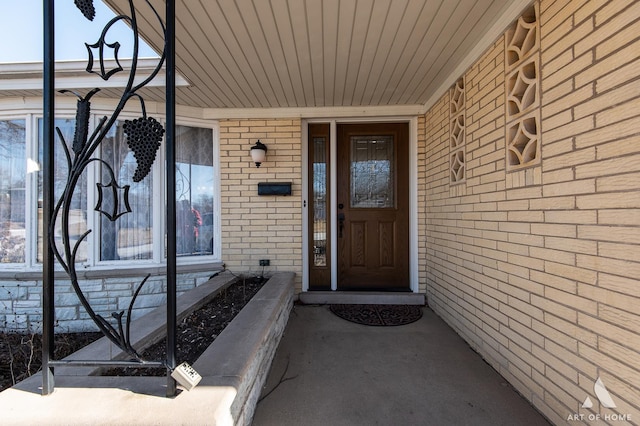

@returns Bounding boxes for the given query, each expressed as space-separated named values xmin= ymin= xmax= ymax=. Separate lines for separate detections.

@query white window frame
xmin=0 ymin=107 xmax=221 ymax=272
xmin=162 ymin=117 xmax=222 ymax=267
xmin=0 ymin=114 xmax=31 ymax=269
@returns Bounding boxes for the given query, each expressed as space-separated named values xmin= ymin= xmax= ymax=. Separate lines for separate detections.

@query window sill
xmin=0 ymin=261 xmax=225 ymax=281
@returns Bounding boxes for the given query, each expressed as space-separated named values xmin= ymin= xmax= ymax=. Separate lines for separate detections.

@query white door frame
xmin=302 ymin=117 xmax=418 ymax=293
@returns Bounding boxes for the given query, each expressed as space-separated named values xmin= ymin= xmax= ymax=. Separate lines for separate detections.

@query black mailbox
xmin=258 ymin=182 xmax=292 ymax=196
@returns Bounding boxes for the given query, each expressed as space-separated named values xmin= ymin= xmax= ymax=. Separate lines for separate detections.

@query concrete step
xmin=299 ymin=290 xmax=425 ymax=305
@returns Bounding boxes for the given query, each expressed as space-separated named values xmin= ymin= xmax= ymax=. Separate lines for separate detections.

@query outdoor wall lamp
xmin=250 ymin=140 xmax=268 ymax=167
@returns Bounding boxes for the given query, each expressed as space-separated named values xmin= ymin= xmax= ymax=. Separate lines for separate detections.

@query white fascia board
xmin=202 ymin=104 xmax=425 ymax=120
xmin=0 ymin=58 xmax=188 ymax=90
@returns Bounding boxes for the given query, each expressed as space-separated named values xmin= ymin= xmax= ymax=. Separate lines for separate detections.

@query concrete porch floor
xmin=252 ymin=305 xmax=551 ymax=426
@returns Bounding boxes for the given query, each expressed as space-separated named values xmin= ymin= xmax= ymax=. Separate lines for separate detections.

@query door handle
xmin=338 ymin=213 xmax=345 ymax=238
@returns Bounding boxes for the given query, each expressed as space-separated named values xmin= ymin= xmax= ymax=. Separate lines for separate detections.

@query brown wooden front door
xmin=337 ymin=123 xmax=410 ymax=290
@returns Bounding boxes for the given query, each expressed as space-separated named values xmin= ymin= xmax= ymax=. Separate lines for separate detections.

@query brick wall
xmin=421 ymin=0 xmax=640 ymax=423
xmin=219 ymin=119 xmax=303 ymax=288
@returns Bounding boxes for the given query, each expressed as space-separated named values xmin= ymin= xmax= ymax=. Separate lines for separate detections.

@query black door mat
xmin=329 ymin=304 xmax=422 ymax=326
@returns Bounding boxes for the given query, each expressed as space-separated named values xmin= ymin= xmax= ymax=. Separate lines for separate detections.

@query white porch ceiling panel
xmin=104 ymin=0 xmax=529 ymax=110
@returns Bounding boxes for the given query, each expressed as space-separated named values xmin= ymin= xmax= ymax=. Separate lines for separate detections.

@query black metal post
xmin=165 ymin=0 xmax=177 ymax=397
xmin=41 ymin=0 xmax=56 ymax=395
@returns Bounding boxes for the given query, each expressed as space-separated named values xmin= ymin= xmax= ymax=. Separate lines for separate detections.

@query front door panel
xmin=337 ymin=123 xmax=409 ymax=290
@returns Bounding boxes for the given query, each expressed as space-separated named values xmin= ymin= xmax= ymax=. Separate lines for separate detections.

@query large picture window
xmin=0 ymin=120 xmax=26 ymax=264
xmin=0 ymin=112 xmax=219 ymax=270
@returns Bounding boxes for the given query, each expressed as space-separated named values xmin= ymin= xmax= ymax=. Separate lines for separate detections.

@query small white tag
xmin=171 ymin=362 xmax=202 ymax=391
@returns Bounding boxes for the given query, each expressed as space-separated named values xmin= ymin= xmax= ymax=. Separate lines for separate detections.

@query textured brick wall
xmin=422 ymin=0 xmax=640 ymax=423
xmin=219 ymin=119 xmax=303 ymax=288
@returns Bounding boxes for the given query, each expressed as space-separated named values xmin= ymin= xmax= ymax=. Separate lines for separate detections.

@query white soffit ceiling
xmin=100 ymin=0 xmax=531 ymax=111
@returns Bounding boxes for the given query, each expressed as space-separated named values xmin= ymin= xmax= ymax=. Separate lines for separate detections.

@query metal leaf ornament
xmin=74 ymin=0 xmax=96 ymax=21
xmin=123 ymin=117 xmax=164 ymax=182
xmin=85 ymin=39 xmax=123 ymax=80
xmin=95 ymin=180 xmax=132 ymax=221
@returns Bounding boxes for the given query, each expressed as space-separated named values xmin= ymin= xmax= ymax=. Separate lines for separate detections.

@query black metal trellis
xmin=42 ymin=0 xmax=177 ymax=396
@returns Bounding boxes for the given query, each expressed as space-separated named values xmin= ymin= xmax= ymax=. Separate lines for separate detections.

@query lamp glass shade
xmin=250 ymin=141 xmax=267 ymax=167
xmin=251 ymin=147 xmax=266 ymax=164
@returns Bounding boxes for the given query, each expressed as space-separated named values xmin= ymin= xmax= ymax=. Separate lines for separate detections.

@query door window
xmin=350 ymin=136 xmax=394 ymax=208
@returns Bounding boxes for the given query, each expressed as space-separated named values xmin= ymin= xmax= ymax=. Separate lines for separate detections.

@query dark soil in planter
xmin=0 ymin=275 xmax=265 ymax=390
xmin=103 ymin=275 xmax=265 ymax=376
xmin=0 ymin=331 xmax=102 ymax=392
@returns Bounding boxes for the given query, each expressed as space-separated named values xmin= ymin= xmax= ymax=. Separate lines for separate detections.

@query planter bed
xmin=0 ymin=271 xmax=295 ymax=426
xmin=102 ymin=274 xmax=267 ymax=377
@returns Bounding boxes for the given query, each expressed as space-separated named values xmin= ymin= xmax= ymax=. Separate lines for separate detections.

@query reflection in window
xmin=9 ymin=115 xmax=217 ymax=268
xmin=350 ymin=136 xmax=394 ymax=208
xmin=37 ymin=119 xmax=88 ymax=262
xmin=0 ymin=120 xmax=26 ymax=263
xmin=100 ymin=121 xmax=153 ymax=260
xmin=174 ymin=125 xmax=215 ymax=256
xmin=312 ymin=137 xmax=327 ymax=266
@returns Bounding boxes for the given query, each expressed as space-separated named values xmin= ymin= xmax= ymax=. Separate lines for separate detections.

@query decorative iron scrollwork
xmin=85 ymin=39 xmax=123 ymax=80
xmin=74 ymin=0 xmax=96 ymax=21
xmin=50 ymin=0 xmax=167 ymax=360
xmin=124 ymin=116 xmax=165 ymax=182
xmin=95 ymin=180 xmax=132 ymax=221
